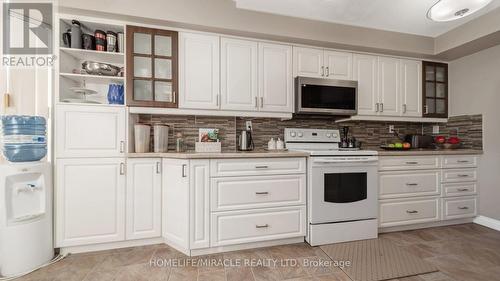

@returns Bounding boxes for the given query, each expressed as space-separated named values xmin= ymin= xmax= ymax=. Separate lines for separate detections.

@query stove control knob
xmin=326 ymin=133 xmax=332 ymax=138
xmin=290 ymin=132 xmax=296 ymax=137
xmin=298 ymin=132 xmax=303 ymax=137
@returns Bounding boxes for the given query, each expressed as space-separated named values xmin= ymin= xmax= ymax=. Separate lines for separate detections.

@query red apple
xmin=435 ymin=136 xmax=446 ymax=144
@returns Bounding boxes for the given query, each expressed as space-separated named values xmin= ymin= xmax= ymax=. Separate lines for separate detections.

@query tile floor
xmin=15 ymin=224 xmax=500 ymax=281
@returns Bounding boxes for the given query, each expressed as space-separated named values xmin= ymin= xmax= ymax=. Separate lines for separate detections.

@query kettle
xmin=238 ymin=130 xmax=254 ymax=151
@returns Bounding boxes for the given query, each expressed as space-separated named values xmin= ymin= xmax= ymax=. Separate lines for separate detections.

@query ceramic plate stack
xmin=0 ymin=116 xmax=47 ymax=162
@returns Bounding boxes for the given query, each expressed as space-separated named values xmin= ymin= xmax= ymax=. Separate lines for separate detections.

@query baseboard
xmin=59 ymin=237 xmax=165 ymax=255
xmin=474 ymin=215 xmax=500 ymax=231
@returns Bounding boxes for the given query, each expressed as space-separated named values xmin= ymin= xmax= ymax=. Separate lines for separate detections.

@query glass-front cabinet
xmin=422 ymin=61 xmax=448 ymax=118
xmin=126 ymin=26 xmax=178 ymax=107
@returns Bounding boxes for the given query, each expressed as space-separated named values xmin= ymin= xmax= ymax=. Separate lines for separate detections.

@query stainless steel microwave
xmin=295 ymin=77 xmax=358 ymax=116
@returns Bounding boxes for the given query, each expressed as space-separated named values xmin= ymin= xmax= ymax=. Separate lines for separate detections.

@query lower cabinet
xmin=56 ymin=158 xmax=162 ymax=248
xmin=379 ymin=197 xmax=440 ymax=227
xmin=163 ymin=157 xmax=307 ymax=255
xmin=55 ymin=158 xmax=126 ymax=247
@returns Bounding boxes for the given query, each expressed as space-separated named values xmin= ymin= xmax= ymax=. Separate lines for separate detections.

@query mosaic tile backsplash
xmin=137 ymin=114 xmax=482 ymax=152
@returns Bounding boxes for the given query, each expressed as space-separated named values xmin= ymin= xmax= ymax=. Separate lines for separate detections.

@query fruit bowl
xmin=380 ymin=145 xmax=412 ymax=151
xmin=440 ymin=143 xmax=462 ymax=149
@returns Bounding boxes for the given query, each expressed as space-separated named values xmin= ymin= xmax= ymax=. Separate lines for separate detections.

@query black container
xmin=82 ymin=34 xmax=95 ymax=50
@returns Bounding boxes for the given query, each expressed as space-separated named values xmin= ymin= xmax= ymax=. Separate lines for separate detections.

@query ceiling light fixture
xmin=427 ymin=0 xmax=493 ymax=22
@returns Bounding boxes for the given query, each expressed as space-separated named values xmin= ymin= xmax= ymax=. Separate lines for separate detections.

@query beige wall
xmin=58 ymin=0 xmax=435 ymax=58
xmin=449 ymin=45 xmax=500 ymax=220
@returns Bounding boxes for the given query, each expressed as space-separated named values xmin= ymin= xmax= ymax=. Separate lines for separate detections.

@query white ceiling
xmin=233 ymin=0 xmax=500 ymax=37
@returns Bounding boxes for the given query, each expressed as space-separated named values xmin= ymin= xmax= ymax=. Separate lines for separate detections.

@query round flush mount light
xmin=427 ymin=0 xmax=493 ymax=22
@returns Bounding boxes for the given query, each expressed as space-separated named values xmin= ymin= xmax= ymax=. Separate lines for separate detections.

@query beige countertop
xmin=377 ymin=149 xmax=483 ymax=156
xmin=127 ymin=150 xmax=310 ymax=159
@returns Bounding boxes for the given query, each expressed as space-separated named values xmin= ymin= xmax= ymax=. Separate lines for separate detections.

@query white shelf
xmin=60 ymin=47 xmax=124 ymax=65
xmin=60 ymin=73 xmax=124 ymax=84
xmin=335 ymin=115 xmax=448 ymax=123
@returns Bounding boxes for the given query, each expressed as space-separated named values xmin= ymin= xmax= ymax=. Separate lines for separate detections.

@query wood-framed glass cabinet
xmin=126 ymin=25 xmax=178 ymax=107
xmin=422 ymin=61 xmax=448 ymax=118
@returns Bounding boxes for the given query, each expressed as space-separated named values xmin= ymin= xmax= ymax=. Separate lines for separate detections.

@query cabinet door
xmin=55 ymin=158 xmax=125 ymax=247
xmin=126 ymin=158 xmax=162 ymax=240
xmin=220 ymin=38 xmax=258 ymax=111
xmin=324 ymin=51 xmax=353 ymax=80
xmin=353 ymin=54 xmax=378 ymax=115
xmin=378 ymin=56 xmax=400 ymax=116
xmin=189 ymin=160 xmax=210 ymax=249
xmin=55 ymin=105 xmax=126 ymax=158
xmin=179 ymin=32 xmax=220 ymax=110
xmin=400 ymin=60 xmax=422 ymax=117
xmin=293 ymin=47 xmax=324 ymax=78
xmin=259 ymin=43 xmax=293 ymax=113
xmin=126 ymin=25 xmax=178 ymax=107
xmin=423 ymin=61 xmax=448 ymax=118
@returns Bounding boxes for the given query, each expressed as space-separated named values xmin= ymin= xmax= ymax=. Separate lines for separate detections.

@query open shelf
xmin=60 ymin=47 xmax=124 ymax=65
xmin=60 ymin=73 xmax=124 ymax=84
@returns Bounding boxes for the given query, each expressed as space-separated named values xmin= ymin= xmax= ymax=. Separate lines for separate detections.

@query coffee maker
xmin=238 ymin=130 xmax=254 ymax=151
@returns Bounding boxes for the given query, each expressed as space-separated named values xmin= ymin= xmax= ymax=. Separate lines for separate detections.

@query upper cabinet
xmin=293 ymin=47 xmax=352 ymax=80
xmin=423 ymin=61 xmax=448 ymax=118
xmin=378 ymin=56 xmax=400 ymax=116
xmin=400 ymin=60 xmax=422 ymax=117
xmin=179 ymin=33 xmax=220 ymax=110
xmin=354 ymin=54 xmax=379 ymax=115
xmin=126 ymin=25 xmax=178 ymax=107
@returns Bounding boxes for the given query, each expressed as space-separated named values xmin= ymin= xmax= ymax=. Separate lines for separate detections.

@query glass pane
xmin=134 ymin=80 xmax=153 ymax=101
xmin=426 ymin=82 xmax=435 ymax=98
xmin=436 ymin=83 xmax=446 ymax=98
xmin=425 ymin=65 xmax=435 ymax=81
xmin=155 ymin=81 xmax=172 ymax=102
xmin=324 ymin=173 xmax=367 ymax=203
xmin=426 ymin=98 xmax=436 ymax=114
xmin=155 ymin=59 xmax=172 ymax=79
xmin=134 ymin=57 xmax=152 ymax=78
xmin=133 ymin=33 xmax=151 ymax=55
xmin=436 ymin=99 xmax=446 ymax=114
xmin=155 ymin=35 xmax=172 ymax=56
xmin=436 ymin=66 xmax=446 ymax=82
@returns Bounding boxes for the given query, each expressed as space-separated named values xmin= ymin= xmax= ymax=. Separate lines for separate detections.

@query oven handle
xmin=313 ymin=158 xmax=378 ymax=164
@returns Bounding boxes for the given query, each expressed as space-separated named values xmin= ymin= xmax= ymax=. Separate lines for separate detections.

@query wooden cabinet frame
xmin=422 ymin=61 xmax=448 ymax=118
xmin=126 ymin=25 xmax=178 ymax=107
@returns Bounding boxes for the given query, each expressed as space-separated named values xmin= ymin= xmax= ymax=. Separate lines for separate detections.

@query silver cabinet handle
xmin=255 ymin=165 xmax=269 ymax=169
xmin=182 ymin=164 xmax=187 ymax=177
xmin=156 ymin=162 xmax=161 ymax=174
xmin=458 ymin=206 xmax=470 ymax=210
xmin=380 ymin=103 xmax=384 ymax=112
xmin=403 ymin=104 xmax=407 ymax=113
xmin=120 ymin=141 xmax=125 ymax=153
xmin=260 ymin=97 xmax=264 ymax=108
xmin=321 ymin=66 xmax=324 ymax=76
xmin=406 ymin=210 xmax=419 ymax=214
xmin=255 ymin=192 xmax=269 ymax=195
xmin=375 ymin=103 xmax=379 ymax=112
xmin=216 ymin=94 xmax=220 ymax=107
xmin=405 ymin=161 xmax=419 ymax=165
xmin=457 ymin=188 xmax=470 ymax=192
xmin=256 ymin=224 xmax=269 ymax=228
xmin=255 ymin=97 xmax=258 ymax=108
xmin=120 ymin=163 xmax=125 ymax=175
xmin=406 ymin=183 xmax=419 ymax=186
xmin=424 ymin=105 xmax=429 ymax=114
xmin=458 ymin=174 xmax=470 ymax=177
xmin=326 ymin=66 xmax=330 ymax=77
xmin=457 ymin=160 xmax=470 ymax=163
xmin=172 ymin=91 xmax=176 ymax=104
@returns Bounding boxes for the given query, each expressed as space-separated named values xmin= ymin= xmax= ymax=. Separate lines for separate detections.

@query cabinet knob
xmin=255 ymin=224 xmax=269 ymax=228
xmin=326 ymin=66 xmax=330 ymax=77
xmin=120 ymin=141 xmax=125 ymax=153
xmin=321 ymin=66 xmax=325 ymax=77
xmin=406 ymin=210 xmax=419 ymax=214
xmin=255 ymin=165 xmax=269 ymax=169
xmin=405 ymin=161 xmax=419 ymax=165
xmin=457 ymin=188 xmax=470 ymax=192
xmin=120 ymin=163 xmax=125 ymax=175
xmin=406 ymin=183 xmax=419 ymax=186
xmin=156 ymin=162 xmax=161 ymax=174
xmin=182 ymin=164 xmax=187 ymax=177
xmin=458 ymin=206 xmax=469 ymax=210
xmin=255 ymin=191 xmax=269 ymax=195
xmin=375 ymin=103 xmax=380 ymax=112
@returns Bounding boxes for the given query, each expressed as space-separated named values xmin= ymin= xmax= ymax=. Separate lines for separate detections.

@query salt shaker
xmin=276 ymin=138 xmax=284 ymax=150
xmin=268 ymin=138 xmax=277 ymax=150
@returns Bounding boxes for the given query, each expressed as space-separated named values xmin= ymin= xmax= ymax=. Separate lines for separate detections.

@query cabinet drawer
xmin=442 ymin=169 xmax=477 ymax=183
xmin=210 ymin=158 xmax=306 ymax=177
xmin=379 ymin=171 xmax=440 ymax=199
xmin=211 ymin=206 xmax=306 ymax=246
xmin=379 ymin=156 xmax=440 ymax=171
xmin=379 ymin=198 xmax=440 ymax=227
xmin=211 ymin=175 xmax=306 ymax=211
xmin=442 ymin=156 xmax=478 ymax=168
xmin=442 ymin=182 xmax=477 ymax=197
xmin=443 ymin=197 xmax=477 ymax=220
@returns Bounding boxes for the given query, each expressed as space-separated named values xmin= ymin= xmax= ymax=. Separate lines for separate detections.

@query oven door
xmin=310 ymin=157 xmax=378 ymax=224
xmin=296 ymin=77 xmax=357 ymax=115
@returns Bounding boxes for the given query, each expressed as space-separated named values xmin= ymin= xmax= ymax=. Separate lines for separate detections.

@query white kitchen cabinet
xmin=220 ymin=38 xmax=258 ymax=111
xmin=179 ymin=32 xmax=220 ymax=110
xmin=126 ymin=158 xmax=162 ymax=240
xmin=55 ymin=104 xmax=126 ymax=158
xmin=353 ymin=54 xmax=379 ymax=115
xmin=55 ymin=158 xmax=126 ymax=247
xmin=442 ymin=197 xmax=477 ymax=220
xmin=259 ymin=43 xmax=293 ymax=113
xmin=378 ymin=57 xmax=400 ymax=116
xmin=189 ymin=160 xmax=211 ymax=249
xmin=400 ymin=60 xmax=422 ymax=117
xmin=293 ymin=47 xmax=324 ymax=78
xmin=324 ymin=50 xmax=353 ymax=80
xmin=379 ymin=197 xmax=440 ymax=227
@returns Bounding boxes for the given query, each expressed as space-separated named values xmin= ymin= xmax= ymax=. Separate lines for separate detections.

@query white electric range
xmin=285 ymin=128 xmax=379 ymax=246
